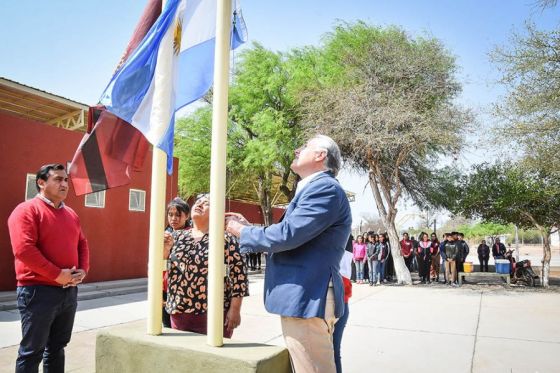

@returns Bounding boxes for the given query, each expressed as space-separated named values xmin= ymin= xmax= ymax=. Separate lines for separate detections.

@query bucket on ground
xmin=495 ymin=259 xmax=510 ymax=274
xmin=464 ymin=262 xmax=473 ymax=273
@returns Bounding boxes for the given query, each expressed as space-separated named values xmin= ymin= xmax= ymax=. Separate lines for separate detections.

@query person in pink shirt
xmin=352 ymin=235 xmax=367 ymax=284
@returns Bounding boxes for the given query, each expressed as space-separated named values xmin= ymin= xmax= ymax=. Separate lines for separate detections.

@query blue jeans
xmin=16 ymin=285 xmax=78 ymax=373
xmin=368 ymin=259 xmax=379 ymax=283
xmin=441 ymin=256 xmax=447 ymax=282
xmin=378 ymin=261 xmax=386 ymax=281
xmin=354 ymin=260 xmax=364 ymax=280
xmin=333 ymin=302 xmax=349 ymax=373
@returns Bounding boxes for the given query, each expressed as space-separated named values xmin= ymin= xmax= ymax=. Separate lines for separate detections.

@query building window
xmin=25 ymin=174 xmax=38 ymax=200
xmin=85 ymin=191 xmax=106 ymax=208
xmin=129 ymin=189 xmax=146 ymax=212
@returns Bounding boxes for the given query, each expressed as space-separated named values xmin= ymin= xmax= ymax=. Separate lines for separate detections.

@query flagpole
xmin=207 ymin=0 xmax=233 ymax=347
xmin=146 ymin=150 xmax=167 ymax=336
xmin=146 ymin=0 xmax=170 ymax=336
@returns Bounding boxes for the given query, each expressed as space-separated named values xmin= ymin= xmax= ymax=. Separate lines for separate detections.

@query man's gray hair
xmin=312 ymin=134 xmax=343 ymax=176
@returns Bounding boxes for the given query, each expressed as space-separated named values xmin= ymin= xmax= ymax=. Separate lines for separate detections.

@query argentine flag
xmin=99 ymin=0 xmax=247 ymax=172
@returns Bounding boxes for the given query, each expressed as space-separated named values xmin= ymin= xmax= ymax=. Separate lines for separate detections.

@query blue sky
xmin=1 ymin=1 xmax=557 ymax=105
xmin=1 ymin=0 xmax=558 ymax=227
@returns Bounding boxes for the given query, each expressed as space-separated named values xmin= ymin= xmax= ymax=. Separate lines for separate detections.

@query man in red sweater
xmin=8 ymin=163 xmax=89 ymax=373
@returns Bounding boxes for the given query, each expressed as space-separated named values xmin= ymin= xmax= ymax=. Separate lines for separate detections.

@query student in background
xmin=430 ymin=233 xmax=441 ymax=282
xmin=366 ymin=233 xmax=380 ymax=286
xmin=400 ymin=233 xmax=414 ymax=271
xmin=353 ymin=235 xmax=368 ymax=284
xmin=417 ymin=232 xmax=432 ymax=284
xmin=377 ymin=233 xmax=390 ymax=284
xmin=477 ymin=240 xmax=490 ymax=272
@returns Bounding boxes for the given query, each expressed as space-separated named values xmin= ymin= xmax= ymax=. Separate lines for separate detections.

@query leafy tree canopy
xmin=492 ymin=23 xmax=560 ymax=176
xmin=453 ymin=163 xmax=560 ymax=231
xmin=302 ymin=22 xmax=472 ymax=209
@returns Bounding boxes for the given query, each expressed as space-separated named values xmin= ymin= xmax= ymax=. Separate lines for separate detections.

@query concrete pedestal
xmin=96 ymin=321 xmax=292 ymax=373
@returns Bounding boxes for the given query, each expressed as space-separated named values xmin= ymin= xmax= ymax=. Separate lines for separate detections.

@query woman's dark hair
xmin=166 ymin=197 xmax=190 ymax=229
xmin=36 ymin=163 xmax=65 ymax=191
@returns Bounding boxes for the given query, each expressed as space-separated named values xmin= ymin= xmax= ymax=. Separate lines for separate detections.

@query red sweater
xmin=8 ymin=197 xmax=90 ymax=287
xmin=400 ymin=239 xmax=413 ymax=256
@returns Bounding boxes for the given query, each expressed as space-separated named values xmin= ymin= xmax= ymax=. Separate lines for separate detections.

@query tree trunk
xmin=368 ymin=174 xmax=412 ymax=285
xmin=540 ymin=230 xmax=551 ymax=288
xmin=386 ymin=222 xmax=412 ymax=285
xmin=257 ymin=176 xmax=273 ymax=226
xmin=279 ymin=167 xmax=298 ymax=202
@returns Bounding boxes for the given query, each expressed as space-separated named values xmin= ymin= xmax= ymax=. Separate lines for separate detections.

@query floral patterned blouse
xmin=165 ymin=230 xmax=248 ymax=315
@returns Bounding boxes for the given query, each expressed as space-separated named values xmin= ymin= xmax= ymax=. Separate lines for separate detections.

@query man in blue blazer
xmin=226 ymin=134 xmax=352 ymax=373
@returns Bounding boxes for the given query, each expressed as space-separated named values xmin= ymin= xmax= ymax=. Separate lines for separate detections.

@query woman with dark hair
xmin=383 ymin=233 xmax=394 ymax=282
xmin=166 ymin=197 xmax=190 ymax=232
xmin=417 ymin=232 xmax=432 ymax=284
xmin=430 ymin=233 xmax=441 ymax=282
xmin=352 ymin=235 xmax=367 ymax=284
xmin=162 ymin=197 xmax=190 ymax=327
xmin=366 ymin=233 xmax=380 ymax=286
xmin=164 ymin=195 xmax=248 ymax=337
xmin=377 ymin=233 xmax=390 ymax=284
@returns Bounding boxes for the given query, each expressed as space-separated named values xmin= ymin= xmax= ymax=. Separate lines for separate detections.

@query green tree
xmin=174 ymin=107 xmax=243 ymax=197
xmin=174 ymin=107 xmax=213 ymax=197
xmin=450 ymin=162 xmax=560 ymax=287
xmin=301 ymin=22 xmax=472 ymax=284
xmin=462 ymin=222 xmax=514 ymax=242
xmin=491 ymin=23 xmax=560 ymax=176
xmin=175 ymin=44 xmax=305 ymax=224
xmin=228 ymin=43 xmax=304 ymax=224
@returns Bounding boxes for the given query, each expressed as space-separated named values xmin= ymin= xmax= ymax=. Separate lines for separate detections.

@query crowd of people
xmin=351 ymin=231 xmax=493 ymax=286
xmin=8 ymin=158 xmax=514 ymax=373
xmin=10 ymin=136 xmax=513 ymax=373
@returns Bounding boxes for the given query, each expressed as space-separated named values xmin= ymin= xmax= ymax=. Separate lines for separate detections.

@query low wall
xmin=96 ymin=321 xmax=292 ymax=373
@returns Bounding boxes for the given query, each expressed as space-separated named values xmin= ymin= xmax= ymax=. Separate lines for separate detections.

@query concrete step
xmin=0 ymin=278 xmax=147 ymax=311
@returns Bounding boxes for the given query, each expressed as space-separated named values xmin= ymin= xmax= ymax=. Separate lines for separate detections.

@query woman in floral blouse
xmin=163 ymin=194 xmax=248 ymax=338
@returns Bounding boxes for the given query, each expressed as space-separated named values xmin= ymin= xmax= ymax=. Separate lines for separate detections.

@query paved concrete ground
xmin=1 ymin=274 xmax=559 ymax=373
